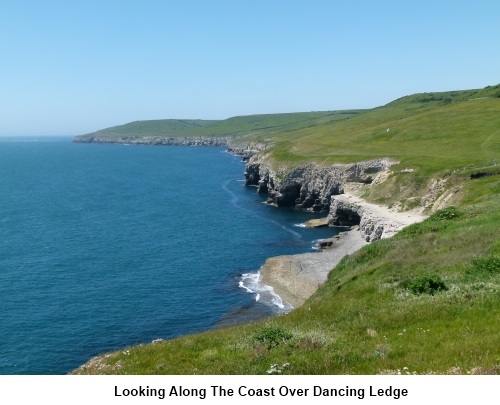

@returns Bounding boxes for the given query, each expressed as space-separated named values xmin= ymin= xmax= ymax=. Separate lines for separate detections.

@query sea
xmin=0 ymin=137 xmax=341 ymax=374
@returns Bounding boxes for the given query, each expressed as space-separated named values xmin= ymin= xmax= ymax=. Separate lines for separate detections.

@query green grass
xmin=252 ymin=85 xmax=500 ymax=207
xmin=75 ymin=110 xmax=363 ymax=141
xmin=267 ymin=88 xmax=500 ymax=171
xmin=71 ymin=84 xmax=500 ymax=375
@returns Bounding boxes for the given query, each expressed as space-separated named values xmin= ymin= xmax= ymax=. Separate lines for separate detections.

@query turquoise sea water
xmin=0 ymin=137 xmax=339 ymax=374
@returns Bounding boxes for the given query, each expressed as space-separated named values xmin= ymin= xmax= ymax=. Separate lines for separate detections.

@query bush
xmin=401 ymin=274 xmax=448 ymax=295
xmin=430 ymin=206 xmax=462 ymax=221
xmin=254 ymin=323 xmax=293 ymax=349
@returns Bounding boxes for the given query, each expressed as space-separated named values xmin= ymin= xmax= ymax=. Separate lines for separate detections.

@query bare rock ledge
xmin=260 ymin=193 xmax=427 ymax=308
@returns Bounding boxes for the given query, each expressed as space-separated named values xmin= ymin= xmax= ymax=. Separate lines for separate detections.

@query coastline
xmin=259 ymin=193 xmax=427 ymax=309
xmin=75 ymin=138 xmax=428 ymax=312
xmin=69 ymin=139 xmax=431 ymax=373
xmin=260 ymin=227 xmax=368 ymax=308
xmin=72 ymin=138 xmax=428 ymax=313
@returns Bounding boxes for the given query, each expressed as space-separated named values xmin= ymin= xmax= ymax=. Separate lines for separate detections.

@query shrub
xmin=254 ymin=323 xmax=293 ymax=349
xmin=430 ymin=206 xmax=462 ymax=221
xmin=401 ymin=274 xmax=448 ymax=295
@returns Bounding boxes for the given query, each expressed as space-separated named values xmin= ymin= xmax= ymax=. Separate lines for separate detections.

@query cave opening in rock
xmin=333 ymin=209 xmax=361 ymax=226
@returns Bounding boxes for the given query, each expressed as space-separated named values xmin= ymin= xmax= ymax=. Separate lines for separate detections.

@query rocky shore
xmin=260 ymin=227 xmax=369 ymax=308
xmin=258 ymin=193 xmax=426 ymax=308
xmin=243 ymin=155 xmax=428 ymax=309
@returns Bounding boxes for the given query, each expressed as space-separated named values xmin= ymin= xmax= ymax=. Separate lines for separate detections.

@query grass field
xmin=72 ymin=85 xmax=500 ymax=375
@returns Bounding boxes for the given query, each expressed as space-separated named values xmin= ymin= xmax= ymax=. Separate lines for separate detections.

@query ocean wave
xmin=239 ymin=272 xmax=293 ymax=312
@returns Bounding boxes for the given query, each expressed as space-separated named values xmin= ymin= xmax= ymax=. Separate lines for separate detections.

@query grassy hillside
xmin=75 ymin=110 xmax=362 ymax=141
xmin=262 ymin=85 xmax=500 ymax=171
xmin=72 ymin=85 xmax=500 ymax=375
xmin=271 ymin=100 xmax=499 ymax=165
xmin=252 ymin=85 xmax=500 ymax=209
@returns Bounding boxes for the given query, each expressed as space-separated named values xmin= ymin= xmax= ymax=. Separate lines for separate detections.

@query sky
xmin=0 ymin=0 xmax=499 ymax=136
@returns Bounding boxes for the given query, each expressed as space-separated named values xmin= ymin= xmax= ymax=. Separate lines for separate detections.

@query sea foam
xmin=239 ymin=272 xmax=292 ymax=312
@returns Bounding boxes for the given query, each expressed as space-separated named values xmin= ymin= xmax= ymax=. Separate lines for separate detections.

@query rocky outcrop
xmin=259 ymin=227 xmax=369 ymax=308
xmin=244 ymin=153 xmax=426 ymax=243
xmin=327 ymin=193 xmax=426 ymax=242
xmin=244 ymin=158 xmax=392 ymax=211
xmin=327 ymin=196 xmax=364 ymax=227
xmin=302 ymin=217 xmax=330 ymax=228
xmin=226 ymin=147 xmax=255 ymax=161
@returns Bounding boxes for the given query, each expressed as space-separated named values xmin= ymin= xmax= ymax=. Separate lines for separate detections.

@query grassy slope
xmin=72 ymin=85 xmax=500 ymax=375
xmin=75 ymin=111 xmax=362 ymax=140
xmin=254 ymin=85 xmax=500 ymax=208
xmin=263 ymin=85 xmax=500 ymax=161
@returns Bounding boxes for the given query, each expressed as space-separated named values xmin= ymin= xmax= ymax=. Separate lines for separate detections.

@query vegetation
xmin=254 ymin=323 xmax=294 ymax=349
xmin=75 ymin=110 xmax=363 ymax=141
xmin=72 ymin=85 xmax=500 ymax=375
xmin=400 ymin=274 xmax=448 ymax=296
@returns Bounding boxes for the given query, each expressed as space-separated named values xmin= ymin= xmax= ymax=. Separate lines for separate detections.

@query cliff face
xmin=73 ymin=136 xmax=230 ymax=146
xmin=244 ymin=158 xmax=392 ymax=211
xmin=327 ymin=194 xmax=426 ymax=242
xmin=244 ymin=156 xmax=428 ymax=242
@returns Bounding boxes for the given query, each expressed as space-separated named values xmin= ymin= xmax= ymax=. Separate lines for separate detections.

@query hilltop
xmin=72 ymin=85 xmax=499 ymax=374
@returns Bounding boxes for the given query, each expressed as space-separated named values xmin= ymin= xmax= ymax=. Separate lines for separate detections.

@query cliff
xmin=73 ymin=135 xmax=230 ymax=147
xmin=248 ymin=156 xmax=427 ymax=308
xmin=328 ymin=193 xmax=426 ymax=242
xmin=244 ymin=158 xmax=393 ymax=211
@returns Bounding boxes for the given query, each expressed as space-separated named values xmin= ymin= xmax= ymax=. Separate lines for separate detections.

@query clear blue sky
xmin=1 ymin=0 xmax=499 ymax=136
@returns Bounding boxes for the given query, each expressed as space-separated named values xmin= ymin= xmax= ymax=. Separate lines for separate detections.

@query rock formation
xmin=244 ymin=158 xmax=392 ymax=211
xmin=327 ymin=193 xmax=426 ymax=242
xmin=244 ymin=155 xmax=427 ymax=243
